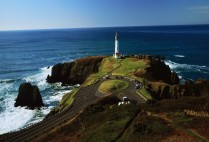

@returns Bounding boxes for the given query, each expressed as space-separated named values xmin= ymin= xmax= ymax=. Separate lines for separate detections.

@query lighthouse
xmin=114 ymin=32 xmax=120 ymax=58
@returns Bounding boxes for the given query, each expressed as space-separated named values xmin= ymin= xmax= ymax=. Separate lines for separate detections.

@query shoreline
xmin=1 ymin=55 xmax=209 ymax=141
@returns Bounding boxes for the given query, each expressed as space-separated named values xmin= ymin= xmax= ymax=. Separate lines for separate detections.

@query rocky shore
xmin=4 ymin=55 xmax=209 ymax=142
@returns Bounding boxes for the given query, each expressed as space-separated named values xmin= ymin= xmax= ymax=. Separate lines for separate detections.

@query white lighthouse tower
xmin=114 ymin=32 xmax=120 ymax=58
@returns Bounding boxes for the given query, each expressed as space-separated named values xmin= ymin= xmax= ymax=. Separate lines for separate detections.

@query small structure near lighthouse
xmin=114 ymin=32 xmax=121 ymax=58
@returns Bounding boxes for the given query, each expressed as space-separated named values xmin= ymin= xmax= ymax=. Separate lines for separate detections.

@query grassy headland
xmin=57 ymin=56 xmax=152 ymax=110
xmin=83 ymin=57 xmax=148 ymax=86
xmin=39 ymin=55 xmax=209 ymax=142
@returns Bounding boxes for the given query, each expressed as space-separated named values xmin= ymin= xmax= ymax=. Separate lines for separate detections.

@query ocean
xmin=0 ymin=25 xmax=209 ymax=134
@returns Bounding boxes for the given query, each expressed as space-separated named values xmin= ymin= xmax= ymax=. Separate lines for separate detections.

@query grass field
xmin=98 ymin=79 xmax=129 ymax=94
xmin=112 ymin=58 xmax=147 ymax=78
xmin=83 ymin=57 xmax=148 ymax=86
xmin=138 ymin=87 xmax=152 ymax=100
xmin=83 ymin=57 xmax=120 ymax=86
xmin=59 ymin=88 xmax=79 ymax=107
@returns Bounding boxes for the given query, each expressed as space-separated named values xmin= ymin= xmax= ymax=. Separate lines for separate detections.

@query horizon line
xmin=0 ymin=23 xmax=209 ymax=32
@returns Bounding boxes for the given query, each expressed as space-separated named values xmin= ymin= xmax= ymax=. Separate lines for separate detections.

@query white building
xmin=114 ymin=32 xmax=121 ymax=58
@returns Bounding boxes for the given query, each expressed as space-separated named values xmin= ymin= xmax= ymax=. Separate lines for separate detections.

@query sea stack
xmin=14 ymin=83 xmax=44 ymax=109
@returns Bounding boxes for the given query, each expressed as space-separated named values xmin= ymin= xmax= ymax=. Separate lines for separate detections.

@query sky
xmin=0 ymin=0 xmax=209 ymax=31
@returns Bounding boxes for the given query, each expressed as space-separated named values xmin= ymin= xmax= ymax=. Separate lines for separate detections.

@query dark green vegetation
xmin=33 ymin=96 xmax=209 ymax=142
xmin=80 ymin=99 xmax=139 ymax=141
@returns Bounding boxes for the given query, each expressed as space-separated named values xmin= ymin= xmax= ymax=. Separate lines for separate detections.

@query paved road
xmin=0 ymin=76 xmax=146 ymax=142
xmin=0 ymin=81 xmax=102 ymax=142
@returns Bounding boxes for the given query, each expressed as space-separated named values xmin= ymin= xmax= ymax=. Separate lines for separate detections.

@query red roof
xmin=116 ymin=52 xmax=121 ymax=56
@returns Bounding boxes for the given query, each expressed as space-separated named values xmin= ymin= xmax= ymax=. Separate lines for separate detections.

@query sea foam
xmin=23 ymin=66 xmax=52 ymax=91
xmin=44 ymin=90 xmax=71 ymax=105
xmin=165 ymin=60 xmax=209 ymax=73
xmin=0 ymin=66 xmax=73 ymax=134
xmin=174 ymin=55 xmax=185 ymax=58
xmin=0 ymin=93 xmax=35 ymax=134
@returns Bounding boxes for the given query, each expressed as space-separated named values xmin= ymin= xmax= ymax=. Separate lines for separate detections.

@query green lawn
xmin=138 ymin=87 xmax=152 ymax=100
xmin=83 ymin=57 xmax=147 ymax=86
xmin=59 ymin=88 xmax=79 ymax=107
xmin=99 ymin=56 xmax=121 ymax=73
xmin=98 ymin=79 xmax=129 ymax=94
xmin=83 ymin=57 xmax=122 ymax=86
xmin=83 ymin=71 xmax=106 ymax=86
xmin=112 ymin=58 xmax=147 ymax=78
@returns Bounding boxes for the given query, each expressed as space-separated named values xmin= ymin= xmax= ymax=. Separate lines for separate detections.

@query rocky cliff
xmin=135 ymin=59 xmax=179 ymax=85
xmin=147 ymin=79 xmax=209 ymax=100
xmin=46 ymin=55 xmax=209 ymax=101
xmin=47 ymin=55 xmax=179 ymax=86
xmin=47 ymin=56 xmax=105 ymax=85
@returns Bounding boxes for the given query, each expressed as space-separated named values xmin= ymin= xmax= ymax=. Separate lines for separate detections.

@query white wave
xmin=165 ymin=60 xmax=209 ymax=73
xmin=44 ymin=90 xmax=72 ymax=104
xmin=178 ymin=75 xmax=183 ymax=79
xmin=174 ymin=55 xmax=185 ymax=58
xmin=0 ymin=83 xmax=13 ymax=93
xmin=23 ymin=66 xmax=52 ymax=91
xmin=0 ymin=79 xmax=16 ymax=83
xmin=0 ymin=65 xmax=75 ymax=134
xmin=0 ymin=95 xmax=35 ymax=134
xmin=0 ymin=66 xmax=53 ymax=134
xmin=0 ymin=88 xmax=71 ymax=134
xmin=24 ymin=107 xmax=52 ymax=126
xmin=129 ymin=30 xmax=209 ymax=34
xmin=74 ymin=84 xmax=80 ymax=87
xmin=31 ymin=90 xmax=72 ymax=126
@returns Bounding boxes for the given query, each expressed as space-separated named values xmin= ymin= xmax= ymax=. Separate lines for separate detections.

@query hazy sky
xmin=0 ymin=0 xmax=209 ymax=30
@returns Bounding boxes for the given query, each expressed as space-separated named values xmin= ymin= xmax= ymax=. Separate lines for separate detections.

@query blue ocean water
xmin=0 ymin=25 xmax=209 ymax=134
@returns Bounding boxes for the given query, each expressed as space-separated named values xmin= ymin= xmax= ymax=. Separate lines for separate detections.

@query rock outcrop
xmin=47 ymin=56 xmax=105 ymax=85
xmin=130 ymin=54 xmax=165 ymax=61
xmin=147 ymin=79 xmax=209 ymax=100
xmin=135 ymin=60 xmax=179 ymax=85
xmin=14 ymin=83 xmax=44 ymax=109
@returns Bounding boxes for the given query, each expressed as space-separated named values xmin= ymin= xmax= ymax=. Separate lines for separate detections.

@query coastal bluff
xmin=132 ymin=55 xmax=179 ymax=85
xmin=47 ymin=56 xmax=105 ymax=85
xmin=46 ymin=55 xmax=179 ymax=86
xmin=46 ymin=55 xmax=209 ymax=101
